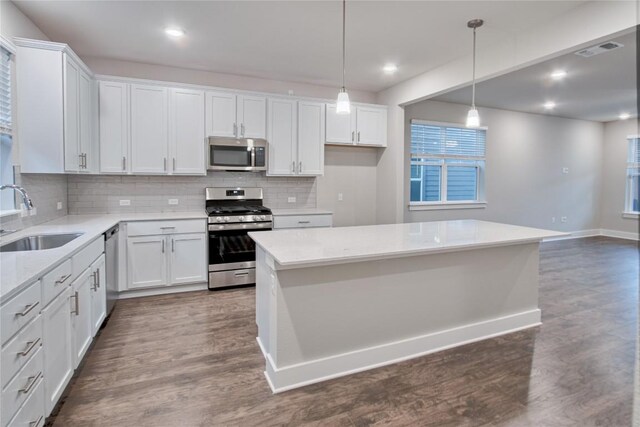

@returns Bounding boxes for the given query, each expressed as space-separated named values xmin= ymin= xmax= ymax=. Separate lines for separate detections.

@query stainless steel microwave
xmin=208 ymin=137 xmax=268 ymax=172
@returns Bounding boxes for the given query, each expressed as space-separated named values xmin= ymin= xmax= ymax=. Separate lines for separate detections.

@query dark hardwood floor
xmin=50 ymin=237 xmax=638 ymax=426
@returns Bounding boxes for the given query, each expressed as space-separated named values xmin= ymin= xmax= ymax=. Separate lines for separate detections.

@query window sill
xmin=622 ymin=211 xmax=640 ymax=219
xmin=409 ymin=201 xmax=487 ymax=211
xmin=0 ymin=209 xmax=20 ymax=218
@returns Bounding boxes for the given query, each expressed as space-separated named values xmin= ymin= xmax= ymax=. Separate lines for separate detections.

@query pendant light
xmin=336 ymin=0 xmax=351 ymax=114
xmin=466 ymin=19 xmax=483 ymax=128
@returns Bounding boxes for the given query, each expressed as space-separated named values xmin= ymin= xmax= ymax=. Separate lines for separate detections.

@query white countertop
xmin=249 ymin=220 xmax=567 ymax=270
xmin=0 ymin=212 xmax=207 ymax=303
xmin=270 ymin=208 xmax=333 ymax=216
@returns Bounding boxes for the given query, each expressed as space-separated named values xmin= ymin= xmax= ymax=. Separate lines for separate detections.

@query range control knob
xmin=239 ymin=216 xmax=245 ymax=221
xmin=223 ymin=216 xmax=230 ymax=222
xmin=259 ymin=215 xmax=265 ymax=220
xmin=216 ymin=216 xmax=222 ymax=222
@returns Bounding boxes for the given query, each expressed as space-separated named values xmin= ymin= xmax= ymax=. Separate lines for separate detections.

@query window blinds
xmin=627 ymin=137 xmax=640 ymax=165
xmin=0 ymin=47 xmax=11 ymax=136
xmin=411 ymin=121 xmax=486 ymax=159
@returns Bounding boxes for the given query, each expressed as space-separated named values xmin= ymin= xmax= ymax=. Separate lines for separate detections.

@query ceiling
xmin=433 ymin=31 xmax=636 ymax=122
xmin=13 ymin=0 xmax=587 ymax=92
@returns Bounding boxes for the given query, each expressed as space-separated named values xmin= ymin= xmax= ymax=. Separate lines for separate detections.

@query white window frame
xmin=409 ymin=120 xmax=487 ymax=211
xmin=0 ymin=35 xmax=17 ymax=216
xmin=624 ymin=134 xmax=640 ymax=218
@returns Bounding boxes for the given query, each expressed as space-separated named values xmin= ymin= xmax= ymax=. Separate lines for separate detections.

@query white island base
xmin=251 ymin=220 xmax=564 ymax=393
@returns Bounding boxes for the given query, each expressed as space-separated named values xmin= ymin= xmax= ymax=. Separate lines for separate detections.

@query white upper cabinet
xmin=16 ymin=39 xmax=97 ymax=174
xmin=99 ymin=81 xmax=130 ymax=173
xmin=267 ymin=98 xmax=297 ymax=176
xmin=206 ymin=91 xmax=266 ymax=139
xmin=130 ymin=84 xmax=169 ymax=174
xmin=325 ymin=103 xmax=387 ymax=147
xmin=297 ymin=101 xmax=324 ymax=176
xmin=169 ymin=88 xmax=205 ymax=175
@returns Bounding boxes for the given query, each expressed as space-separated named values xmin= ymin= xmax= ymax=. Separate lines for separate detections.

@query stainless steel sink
xmin=0 ymin=233 xmax=84 ymax=253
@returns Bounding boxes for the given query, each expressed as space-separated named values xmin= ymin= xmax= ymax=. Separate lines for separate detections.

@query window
xmin=625 ymin=136 xmax=640 ymax=214
xmin=410 ymin=120 xmax=486 ymax=207
xmin=0 ymin=42 xmax=15 ymax=212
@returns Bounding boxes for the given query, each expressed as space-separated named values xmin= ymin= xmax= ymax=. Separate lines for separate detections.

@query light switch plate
xmin=338 ymin=193 xmax=344 ymax=201
xmin=119 ymin=199 xmax=131 ymax=206
xmin=57 ymin=201 xmax=63 ymax=210
xmin=287 ymin=196 xmax=296 ymax=203
xmin=168 ymin=199 xmax=179 ymax=205
xmin=562 ymin=167 xmax=569 ymax=174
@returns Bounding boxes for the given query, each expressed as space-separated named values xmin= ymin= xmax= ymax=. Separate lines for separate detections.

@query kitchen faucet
xmin=0 ymin=184 xmax=34 ymax=210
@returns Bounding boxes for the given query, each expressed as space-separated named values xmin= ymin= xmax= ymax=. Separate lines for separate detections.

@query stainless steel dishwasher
xmin=104 ymin=225 xmax=119 ymax=315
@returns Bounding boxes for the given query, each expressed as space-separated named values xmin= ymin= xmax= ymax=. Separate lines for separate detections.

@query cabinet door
xmin=238 ymin=95 xmax=266 ymax=139
xmin=356 ymin=106 xmax=387 ymax=147
xmin=42 ymin=287 xmax=73 ymax=416
xmin=205 ymin=91 xmax=237 ymax=137
xmin=71 ymin=269 xmax=93 ymax=368
xmin=267 ymin=98 xmax=297 ymax=176
xmin=130 ymin=84 xmax=169 ymax=174
xmin=78 ymin=70 xmax=93 ymax=173
xmin=297 ymin=101 xmax=324 ymax=176
xmin=99 ymin=81 xmax=130 ymax=173
xmin=325 ymin=103 xmax=354 ymax=145
xmin=90 ymin=255 xmax=106 ymax=337
xmin=127 ymin=236 xmax=168 ymax=289
xmin=169 ymin=88 xmax=205 ymax=175
xmin=169 ymin=233 xmax=207 ymax=285
xmin=63 ymin=55 xmax=80 ymax=172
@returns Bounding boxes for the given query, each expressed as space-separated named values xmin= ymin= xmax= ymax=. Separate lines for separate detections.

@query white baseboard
xmin=118 ymin=282 xmax=208 ymax=299
xmin=543 ymin=228 xmax=638 ymax=242
xmin=600 ymin=229 xmax=639 ymax=241
xmin=264 ymin=309 xmax=541 ymax=394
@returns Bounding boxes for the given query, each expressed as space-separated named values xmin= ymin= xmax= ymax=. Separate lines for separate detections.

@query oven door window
xmin=209 ymin=229 xmax=256 ymax=266
xmin=210 ymin=146 xmax=251 ymax=167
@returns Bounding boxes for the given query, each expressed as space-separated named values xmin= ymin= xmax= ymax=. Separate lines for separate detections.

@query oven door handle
xmin=208 ymin=222 xmax=272 ymax=232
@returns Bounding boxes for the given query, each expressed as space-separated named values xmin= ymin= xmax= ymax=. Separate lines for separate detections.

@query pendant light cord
xmin=342 ymin=0 xmax=346 ymax=91
xmin=471 ymin=26 xmax=477 ymax=109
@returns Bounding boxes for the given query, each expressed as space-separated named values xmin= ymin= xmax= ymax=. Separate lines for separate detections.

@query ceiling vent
xmin=575 ymin=41 xmax=624 ymax=58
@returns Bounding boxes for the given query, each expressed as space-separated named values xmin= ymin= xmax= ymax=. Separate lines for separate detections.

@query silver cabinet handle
xmin=91 ymin=271 xmax=97 ymax=291
xmin=298 ymin=221 xmax=311 ymax=224
xmin=233 ymin=123 xmax=237 ymax=136
xmin=78 ymin=154 xmax=84 ymax=169
xmin=96 ymin=268 xmax=100 ymax=288
xmin=241 ymin=123 xmax=245 ymax=137
xmin=352 ymin=131 xmax=355 ymax=142
xmin=19 ymin=372 xmax=42 ymax=394
xmin=357 ymin=131 xmax=361 ymax=142
xmin=164 ymin=157 xmax=167 ymax=171
xmin=160 ymin=226 xmax=175 ymax=229
xmin=162 ymin=239 xmax=165 ymax=253
xmin=173 ymin=157 xmax=176 ymax=171
xmin=84 ymin=153 xmax=88 ymax=168
xmin=171 ymin=238 xmax=175 ymax=252
xmin=122 ymin=156 xmax=126 ymax=171
xmin=55 ymin=273 xmax=72 ymax=285
xmin=71 ymin=291 xmax=79 ymax=315
xmin=16 ymin=302 xmax=39 ymax=317
xmin=29 ymin=415 xmax=44 ymax=427
xmin=18 ymin=338 xmax=41 ymax=356
xmin=299 ymin=161 xmax=303 ymax=174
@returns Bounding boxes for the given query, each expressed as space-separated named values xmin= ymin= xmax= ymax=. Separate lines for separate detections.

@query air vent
xmin=575 ymin=41 xmax=624 ymax=58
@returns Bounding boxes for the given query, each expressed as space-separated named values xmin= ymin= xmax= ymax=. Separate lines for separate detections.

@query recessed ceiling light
xmin=383 ymin=64 xmax=398 ymax=74
xmin=550 ymin=70 xmax=567 ymax=80
xmin=543 ymin=101 xmax=556 ymax=110
xmin=619 ymin=112 xmax=631 ymax=120
xmin=165 ymin=27 xmax=185 ymax=38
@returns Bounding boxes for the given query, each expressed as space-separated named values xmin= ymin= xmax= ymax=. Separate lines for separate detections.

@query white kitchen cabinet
xmin=130 ymin=84 xmax=169 ymax=174
xmin=205 ymin=91 xmax=266 ymax=139
xmin=126 ymin=235 xmax=169 ymax=289
xmin=41 ymin=287 xmax=73 ymax=416
xmin=325 ymin=103 xmax=387 ymax=147
xmin=70 ymin=269 xmax=93 ymax=369
xmin=297 ymin=101 xmax=325 ymax=175
xmin=169 ymin=233 xmax=207 ymax=285
xmin=90 ymin=255 xmax=106 ymax=337
xmin=267 ymin=98 xmax=297 ymax=175
xmin=99 ymin=81 xmax=129 ymax=173
xmin=169 ymin=88 xmax=206 ymax=175
xmin=16 ymin=39 xmax=97 ymax=173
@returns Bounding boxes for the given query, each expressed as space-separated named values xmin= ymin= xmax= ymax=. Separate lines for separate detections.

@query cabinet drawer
xmin=1 ymin=317 xmax=42 ymax=390
xmin=7 ymin=376 xmax=44 ymax=427
xmin=1 ymin=347 xmax=43 ymax=427
xmin=127 ymin=219 xmax=205 ymax=236
xmin=72 ymin=236 xmax=104 ymax=278
xmin=1 ymin=282 xmax=41 ymax=346
xmin=273 ymin=214 xmax=333 ymax=229
xmin=41 ymin=259 xmax=72 ymax=308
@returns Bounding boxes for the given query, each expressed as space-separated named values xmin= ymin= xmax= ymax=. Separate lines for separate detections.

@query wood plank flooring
xmin=49 ymin=237 xmax=638 ymax=426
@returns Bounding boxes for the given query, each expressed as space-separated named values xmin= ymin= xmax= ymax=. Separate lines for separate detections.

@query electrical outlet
xmin=562 ymin=167 xmax=569 ymax=174
xmin=338 ymin=193 xmax=343 ymax=201
xmin=168 ymin=199 xmax=179 ymax=205
xmin=287 ymin=196 xmax=296 ymax=203
xmin=20 ymin=206 xmax=29 ymax=217
xmin=561 ymin=216 xmax=567 ymax=223
xmin=551 ymin=217 xmax=556 ymax=223
xmin=119 ymin=199 xmax=131 ymax=206
xmin=57 ymin=201 xmax=63 ymax=210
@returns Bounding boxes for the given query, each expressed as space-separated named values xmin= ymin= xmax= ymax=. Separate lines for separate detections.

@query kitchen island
xmin=249 ymin=220 xmax=565 ymax=393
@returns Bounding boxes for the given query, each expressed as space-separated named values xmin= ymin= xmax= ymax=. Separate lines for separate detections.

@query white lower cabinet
xmin=41 ymin=287 xmax=73 ymax=416
xmin=90 ymin=255 xmax=107 ymax=337
xmin=169 ymin=233 xmax=207 ymax=285
xmin=7 ymin=376 xmax=45 ymax=427
xmin=126 ymin=235 xmax=169 ymax=289
xmin=70 ymin=269 xmax=93 ymax=368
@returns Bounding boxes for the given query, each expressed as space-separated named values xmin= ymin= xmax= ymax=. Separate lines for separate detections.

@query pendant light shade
xmin=466 ymin=19 xmax=483 ymax=128
xmin=336 ymin=0 xmax=351 ymax=114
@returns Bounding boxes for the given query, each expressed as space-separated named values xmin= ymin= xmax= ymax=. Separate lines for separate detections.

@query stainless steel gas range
xmin=206 ymin=187 xmax=272 ymax=290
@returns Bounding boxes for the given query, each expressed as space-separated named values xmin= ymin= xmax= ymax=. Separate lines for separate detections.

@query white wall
xmin=0 ymin=1 xmax=49 ymax=40
xmin=404 ymin=100 xmax=604 ymax=233
xmin=601 ymin=119 xmax=640 ymax=235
